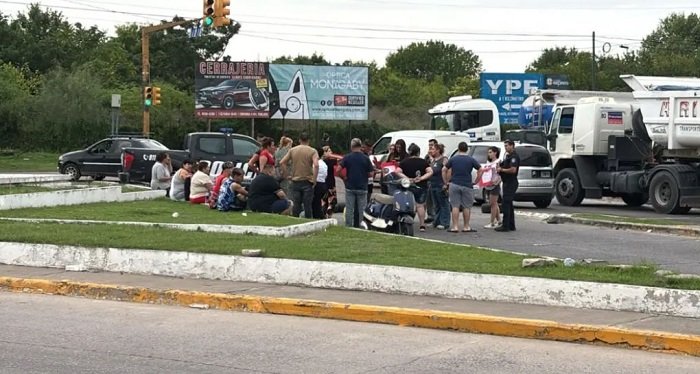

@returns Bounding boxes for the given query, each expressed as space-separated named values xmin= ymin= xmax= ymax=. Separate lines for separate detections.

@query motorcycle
xmin=361 ymin=176 xmax=417 ymax=236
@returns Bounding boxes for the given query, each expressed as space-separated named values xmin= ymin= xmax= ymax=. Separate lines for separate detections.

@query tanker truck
xmin=547 ymin=75 xmax=700 ymax=214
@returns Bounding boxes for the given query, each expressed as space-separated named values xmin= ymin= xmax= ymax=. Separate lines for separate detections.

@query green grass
xmin=0 ymin=220 xmax=698 ymax=290
xmin=0 ymin=152 xmax=58 ymax=172
xmin=574 ymin=213 xmax=695 ymax=226
xmin=0 ymin=198 xmax=305 ymax=226
xmin=0 ymin=185 xmax=58 ymax=195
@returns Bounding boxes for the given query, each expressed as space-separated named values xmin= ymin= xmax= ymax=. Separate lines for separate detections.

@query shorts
xmin=448 ymin=184 xmax=474 ymax=209
xmin=486 ymin=185 xmax=501 ymax=197
xmin=270 ymin=199 xmax=291 ymax=214
xmin=410 ymin=186 xmax=427 ymax=204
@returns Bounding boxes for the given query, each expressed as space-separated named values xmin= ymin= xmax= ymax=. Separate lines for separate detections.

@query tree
xmin=385 ymin=41 xmax=481 ymax=86
xmin=0 ymin=5 xmax=105 ymax=75
xmin=0 ymin=63 xmax=35 ymax=148
xmin=272 ymin=53 xmax=331 ymax=65
xmin=638 ymin=13 xmax=700 ymax=76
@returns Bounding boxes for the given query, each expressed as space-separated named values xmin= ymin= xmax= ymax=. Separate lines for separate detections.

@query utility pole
xmin=591 ymin=31 xmax=596 ymax=91
xmin=141 ymin=18 xmax=206 ymax=137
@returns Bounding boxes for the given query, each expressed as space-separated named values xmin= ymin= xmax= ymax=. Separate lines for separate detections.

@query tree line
xmin=1 ymin=5 xmax=699 ymax=153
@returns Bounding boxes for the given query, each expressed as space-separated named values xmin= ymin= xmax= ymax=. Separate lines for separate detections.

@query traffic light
xmin=214 ymin=0 xmax=231 ymax=28
xmin=203 ymin=0 xmax=215 ymax=26
xmin=153 ymin=86 xmax=162 ymax=106
xmin=144 ymin=86 xmax=153 ymax=107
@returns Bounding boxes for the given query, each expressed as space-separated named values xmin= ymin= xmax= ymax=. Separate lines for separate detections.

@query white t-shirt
xmin=150 ymin=162 xmax=171 ymax=190
xmin=190 ymin=171 xmax=212 ymax=199
xmin=317 ymin=159 xmax=328 ymax=183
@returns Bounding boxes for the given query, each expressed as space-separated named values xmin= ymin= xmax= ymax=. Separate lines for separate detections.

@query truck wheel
xmin=621 ymin=193 xmax=648 ymax=207
xmin=649 ymin=171 xmax=682 ymax=214
xmin=533 ymin=199 xmax=552 ymax=208
xmin=63 ymin=163 xmax=81 ymax=181
xmin=555 ymin=168 xmax=585 ymax=206
xmin=223 ymin=96 xmax=235 ymax=109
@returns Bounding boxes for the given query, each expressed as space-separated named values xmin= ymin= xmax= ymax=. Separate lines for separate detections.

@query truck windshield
xmin=431 ymin=110 xmax=493 ymax=131
xmin=141 ymin=139 xmax=168 ymax=150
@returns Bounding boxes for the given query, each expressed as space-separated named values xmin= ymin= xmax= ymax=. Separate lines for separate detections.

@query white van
xmin=371 ymin=130 xmax=471 ymax=163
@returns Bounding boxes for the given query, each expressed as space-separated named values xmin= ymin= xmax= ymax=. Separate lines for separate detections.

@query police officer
xmin=496 ymin=139 xmax=520 ymax=232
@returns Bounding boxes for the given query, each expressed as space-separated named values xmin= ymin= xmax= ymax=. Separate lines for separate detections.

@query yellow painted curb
xmin=2 ymin=276 xmax=700 ymax=356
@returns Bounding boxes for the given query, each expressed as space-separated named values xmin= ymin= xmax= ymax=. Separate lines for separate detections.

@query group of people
xmin=150 ymin=133 xmax=346 ymax=218
xmin=377 ymin=138 xmax=520 ymax=233
xmin=149 ymin=134 xmax=521 ymax=233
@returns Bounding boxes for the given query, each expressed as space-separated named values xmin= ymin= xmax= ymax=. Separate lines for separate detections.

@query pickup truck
xmin=119 ymin=132 xmax=260 ymax=183
xmin=58 ymin=136 xmax=168 ymax=181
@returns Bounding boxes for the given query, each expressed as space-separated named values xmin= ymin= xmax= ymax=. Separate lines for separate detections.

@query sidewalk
xmin=2 ymin=264 xmax=699 ymax=355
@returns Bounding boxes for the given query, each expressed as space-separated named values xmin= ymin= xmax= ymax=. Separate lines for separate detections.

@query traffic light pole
xmin=141 ymin=17 xmax=205 ymax=136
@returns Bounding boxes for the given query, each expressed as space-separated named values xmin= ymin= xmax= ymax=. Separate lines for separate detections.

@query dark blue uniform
xmin=499 ymin=151 xmax=520 ymax=231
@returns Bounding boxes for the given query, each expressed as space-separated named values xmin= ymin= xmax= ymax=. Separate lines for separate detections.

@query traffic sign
xmin=480 ymin=73 xmax=544 ymax=125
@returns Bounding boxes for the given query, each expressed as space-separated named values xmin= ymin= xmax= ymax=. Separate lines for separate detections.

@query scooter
xmin=361 ymin=176 xmax=417 ymax=236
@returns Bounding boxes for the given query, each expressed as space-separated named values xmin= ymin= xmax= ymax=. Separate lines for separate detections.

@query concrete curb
xmin=2 ymin=276 xmax=699 ymax=356
xmin=546 ymin=215 xmax=700 ymax=238
xmin=0 ymin=186 xmax=164 ymax=210
xmin=0 ymin=217 xmax=337 ymax=237
xmin=0 ymin=174 xmax=71 ymax=184
xmin=2 ymin=242 xmax=700 ymax=318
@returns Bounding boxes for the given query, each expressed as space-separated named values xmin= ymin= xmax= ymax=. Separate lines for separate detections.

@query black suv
xmin=58 ymin=137 xmax=168 ymax=181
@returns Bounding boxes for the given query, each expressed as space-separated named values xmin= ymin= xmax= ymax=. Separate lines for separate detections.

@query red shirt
xmin=259 ymin=149 xmax=275 ymax=168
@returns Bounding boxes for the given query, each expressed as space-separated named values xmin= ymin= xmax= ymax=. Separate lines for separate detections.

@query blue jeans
xmin=430 ymin=187 xmax=451 ymax=228
xmin=345 ymin=189 xmax=368 ymax=227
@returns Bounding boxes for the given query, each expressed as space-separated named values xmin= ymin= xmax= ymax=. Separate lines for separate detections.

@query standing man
xmin=442 ymin=142 xmax=481 ymax=233
xmin=496 ymin=139 xmax=520 ymax=232
xmin=424 ymin=138 xmax=437 ymax=223
xmin=340 ymin=138 xmax=374 ymax=227
xmin=280 ymin=132 xmax=318 ymax=218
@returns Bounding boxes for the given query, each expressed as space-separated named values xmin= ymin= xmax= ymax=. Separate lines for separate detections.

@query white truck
xmin=428 ymin=95 xmax=501 ymax=141
xmin=548 ymin=75 xmax=700 ymax=214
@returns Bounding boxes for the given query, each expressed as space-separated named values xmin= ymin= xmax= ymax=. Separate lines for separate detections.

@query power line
xmin=336 ymin=0 xmax=700 ymax=10
xmin=0 ymin=0 xmax=642 ymax=40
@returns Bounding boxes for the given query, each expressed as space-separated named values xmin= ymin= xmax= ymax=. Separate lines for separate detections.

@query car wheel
xmin=533 ymin=199 xmax=552 ymax=209
xmin=555 ymin=168 xmax=585 ymax=206
xmin=649 ymin=171 xmax=683 ymax=214
xmin=223 ymin=96 xmax=235 ymax=109
xmin=63 ymin=163 xmax=81 ymax=181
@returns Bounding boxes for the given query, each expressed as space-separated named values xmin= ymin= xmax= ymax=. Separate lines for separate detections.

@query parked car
xmin=450 ymin=141 xmax=555 ymax=208
xmin=58 ymin=136 xmax=168 ymax=181
xmin=197 ymin=79 xmax=269 ymax=110
xmin=371 ymin=130 xmax=472 ymax=163
xmin=120 ymin=132 xmax=260 ymax=183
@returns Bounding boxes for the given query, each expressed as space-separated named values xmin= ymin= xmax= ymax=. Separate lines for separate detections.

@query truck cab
xmin=428 ymin=96 xmax=500 ymax=142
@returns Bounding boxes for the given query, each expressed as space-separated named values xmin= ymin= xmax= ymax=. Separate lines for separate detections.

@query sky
xmin=2 ymin=0 xmax=700 ymax=72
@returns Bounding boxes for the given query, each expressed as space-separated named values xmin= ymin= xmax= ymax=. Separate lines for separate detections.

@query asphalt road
xmin=538 ymin=197 xmax=700 ymax=224
xmin=418 ymin=203 xmax=700 ymax=274
xmin=2 ymin=292 xmax=698 ymax=374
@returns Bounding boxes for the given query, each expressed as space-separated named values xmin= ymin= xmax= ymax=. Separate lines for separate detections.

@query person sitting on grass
xmin=208 ymin=161 xmax=234 ymax=209
xmin=169 ymin=159 xmax=193 ymax=202
xmin=217 ymin=168 xmax=248 ymax=212
xmin=248 ymin=163 xmax=293 ymax=215
xmin=189 ymin=161 xmax=213 ymax=205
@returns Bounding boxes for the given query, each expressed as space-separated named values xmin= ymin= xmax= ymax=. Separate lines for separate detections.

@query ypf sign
xmin=480 ymin=73 xmax=544 ymax=125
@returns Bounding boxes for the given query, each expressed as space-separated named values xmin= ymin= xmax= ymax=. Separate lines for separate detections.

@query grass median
xmin=0 ymin=198 xmax=305 ymax=226
xmin=0 ymin=217 xmax=698 ymax=290
xmin=0 ymin=152 xmax=58 ymax=172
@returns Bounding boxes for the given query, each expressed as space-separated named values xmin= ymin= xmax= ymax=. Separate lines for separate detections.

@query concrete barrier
xmin=0 ymin=174 xmax=71 ymax=185
xmin=1 ymin=242 xmax=699 ymax=318
xmin=0 ymin=186 xmax=164 ymax=210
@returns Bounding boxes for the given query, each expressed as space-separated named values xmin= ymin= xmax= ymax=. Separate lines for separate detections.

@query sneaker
xmin=484 ymin=223 xmax=496 ymax=229
xmin=436 ymin=225 xmax=445 ymax=230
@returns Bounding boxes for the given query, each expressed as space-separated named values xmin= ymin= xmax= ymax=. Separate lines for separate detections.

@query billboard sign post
xmin=480 ymin=73 xmax=544 ymax=125
xmin=195 ymin=61 xmax=271 ymax=119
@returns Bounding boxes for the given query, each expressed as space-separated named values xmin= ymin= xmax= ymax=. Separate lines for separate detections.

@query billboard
xmin=480 ymin=73 xmax=544 ymax=125
xmin=544 ymin=74 xmax=571 ymax=89
xmin=268 ymin=64 xmax=369 ymax=121
xmin=195 ymin=61 xmax=271 ymax=119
